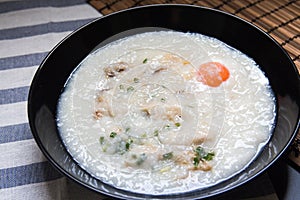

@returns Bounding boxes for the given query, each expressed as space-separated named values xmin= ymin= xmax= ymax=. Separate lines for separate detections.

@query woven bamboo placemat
xmin=89 ymin=0 xmax=300 ymax=168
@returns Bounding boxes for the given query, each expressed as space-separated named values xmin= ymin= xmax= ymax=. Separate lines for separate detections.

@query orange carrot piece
xmin=196 ymin=62 xmax=230 ymax=87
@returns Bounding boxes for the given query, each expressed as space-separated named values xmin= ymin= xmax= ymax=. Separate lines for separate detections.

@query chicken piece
xmin=104 ymin=62 xmax=128 ymax=78
xmin=165 ymin=106 xmax=181 ymax=121
xmin=192 ymin=136 xmax=206 ymax=145
xmin=174 ymin=155 xmax=190 ymax=165
xmin=96 ymin=96 xmax=104 ymax=103
xmin=190 ymin=161 xmax=212 ymax=171
xmin=162 ymin=53 xmax=190 ymax=65
xmin=93 ymin=110 xmax=104 ymax=119
xmin=113 ymin=62 xmax=127 ymax=72
xmin=173 ymin=150 xmax=194 ymax=165
xmin=153 ymin=67 xmax=167 ymax=74
xmin=93 ymin=108 xmax=114 ymax=119
xmin=104 ymin=67 xmax=115 ymax=77
xmin=173 ymin=149 xmax=213 ymax=171
xmin=93 ymin=95 xmax=114 ymax=119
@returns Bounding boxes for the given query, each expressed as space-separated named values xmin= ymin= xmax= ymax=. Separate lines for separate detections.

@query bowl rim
xmin=28 ymin=4 xmax=300 ymax=199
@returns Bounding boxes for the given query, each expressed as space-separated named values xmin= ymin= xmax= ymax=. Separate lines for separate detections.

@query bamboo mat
xmin=88 ymin=0 xmax=300 ymax=168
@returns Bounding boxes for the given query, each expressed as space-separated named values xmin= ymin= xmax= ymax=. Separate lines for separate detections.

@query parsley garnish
xmin=143 ymin=58 xmax=148 ymax=64
xmin=175 ymin=122 xmax=181 ymax=127
xmin=193 ymin=146 xmax=215 ymax=167
xmin=136 ymin=153 xmax=147 ymax=165
xmin=193 ymin=157 xmax=200 ymax=167
xmin=133 ymin=78 xmax=139 ymax=83
xmin=162 ymin=152 xmax=173 ymax=160
xmin=126 ymin=139 xmax=133 ymax=151
xmin=160 ymin=97 xmax=166 ymax=102
xmin=99 ymin=137 xmax=108 ymax=152
xmin=127 ymin=86 xmax=134 ymax=92
xmin=203 ymin=152 xmax=215 ymax=161
xmin=119 ymin=84 xmax=124 ymax=90
xmin=110 ymin=132 xmax=117 ymax=138
xmin=141 ymin=133 xmax=148 ymax=138
xmin=99 ymin=136 xmax=105 ymax=144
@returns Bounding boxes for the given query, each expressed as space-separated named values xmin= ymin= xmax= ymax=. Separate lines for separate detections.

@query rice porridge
xmin=57 ymin=31 xmax=276 ymax=194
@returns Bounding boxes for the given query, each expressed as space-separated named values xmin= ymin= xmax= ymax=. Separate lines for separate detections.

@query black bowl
xmin=28 ymin=4 xmax=300 ymax=199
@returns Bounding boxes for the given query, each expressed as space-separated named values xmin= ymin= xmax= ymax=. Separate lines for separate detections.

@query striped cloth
xmin=0 ymin=0 xmax=107 ymax=199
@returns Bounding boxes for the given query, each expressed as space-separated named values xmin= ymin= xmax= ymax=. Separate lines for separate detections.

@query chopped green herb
xmin=193 ymin=146 xmax=215 ymax=167
xmin=133 ymin=78 xmax=139 ymax=83
xmin=203 ymin=152 xmax=215 ymax=161
xmin=143 ymin=58 xmax=148 ymax=64
xmin=162 ymin=152 xmax=173 ymax=160
xmin=151 ymin=93 xmax=158 ymax=98
xmin=195 ymin=146 xmax=205 ymax=158
xmin=193 ymin=157 xmax=200 ymax=167
xmin=102 ymin=146 xmax=107 ymax=152
xmin=126 ymin=139 xmax=133 ymax=150
xmin=153 ymin=130 xmax=159 ymax=136
xmin=141 ymin=133 xmax=147 ymax=138
xmin=110 ymin=132 xmax=117 ymax=138
xmin=160 ymin=166 xmax=171 ymax=173
xmin=175 ymin=122 xmax=181 ymax=127
xmin=127 ymin=86 xmax=134 ymax=92
xmin=125 ymin=127 xmax=130 ymax=132
xmin=136 ymin=153 xmax=147 ymax=165
xmin=119 ymin=84 xmax=124 ymax=90
xmin=125 ymin=142 xmax=130 ymax=150
xmin=164 ymin=124 xmax=170 ymax=129
xmin=99 ymin=136 xmax=105 ymax=144
xmin=160 ymin=97 xmax=166 ymax=102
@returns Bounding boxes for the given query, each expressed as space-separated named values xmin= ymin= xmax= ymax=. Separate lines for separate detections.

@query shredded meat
xmin=104 ymin=67 xmax=115 ymax=77
xmin=141 ymin=108 xmax=151 ymax=117
xmin=192 ymin=137 xmax=205 ymax=145
xmin=174 ymin=155 xmax=190 ymax=165
xmin=96 ymin=96 xmax=104 ymax=103
xmin=162 ymin=53 xmax=190 ymax=65
xmin=104 ymin=62 xmax=128 ymax=78
xmin=190 ymin=161 xmax=212 ymax=171
xmin=165 ymin=106 xmax=181 ymax=121
xmin=114 ymin=62 xmax=127 ymax=72
xmin=153 ymin=67 xmax=167 ymax=74
xmin=173 ymin=150 xmax=212 ymax=172
xmin=94 ymin=108 xmax=114 ymax=119
xmin=94 ymin=110 xmax=104 ymax=119
xmin=94 ymin=95 xmax=114 ymax=119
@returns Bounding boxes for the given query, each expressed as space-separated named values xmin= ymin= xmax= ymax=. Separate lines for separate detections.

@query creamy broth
xmin=57 ymin=31 xmax=276 ymax=194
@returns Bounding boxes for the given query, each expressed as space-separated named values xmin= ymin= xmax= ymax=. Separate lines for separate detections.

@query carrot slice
xmin=196 ymin=62 xmax=230 ymax=87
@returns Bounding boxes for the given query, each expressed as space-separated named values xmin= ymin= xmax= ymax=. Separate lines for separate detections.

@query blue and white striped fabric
xmin=0 ymin=1 xmax=106 ymax=199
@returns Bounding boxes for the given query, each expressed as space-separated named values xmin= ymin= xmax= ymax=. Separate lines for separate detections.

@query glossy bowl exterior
xmin=28 ymin=4 xmax=300 ymax=199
